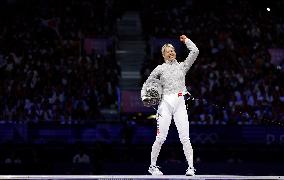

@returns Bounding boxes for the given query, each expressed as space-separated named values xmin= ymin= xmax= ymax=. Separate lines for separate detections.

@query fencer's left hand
xmin=143 ymin=98 xmax=160 ymax=107
xmin=179 ymin=35 xmax=188 ymax=43
xmin=143 ymin=98 xmax=152 ymax=107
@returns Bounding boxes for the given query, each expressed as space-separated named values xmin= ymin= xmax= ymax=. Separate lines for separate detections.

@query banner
xmin=1 ymin=123 xmax=284 ymax=145
xmin=83 ymin=38 xmax=113 ymax=55
xmin=268 ymin=48 xmax=284 ymax=65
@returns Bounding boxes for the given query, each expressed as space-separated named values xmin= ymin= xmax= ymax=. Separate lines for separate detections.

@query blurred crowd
xmin=140 ymin=0 xmax=284 ymax=125
xmin=0 ymin=0 xmax=283 ymax=125
xmin=0 ymin=0 xmax=121 ymax=123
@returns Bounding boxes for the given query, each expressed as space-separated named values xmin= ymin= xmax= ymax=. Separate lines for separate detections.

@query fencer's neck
xmin=165 ymin=59 xmax=177 ymax=64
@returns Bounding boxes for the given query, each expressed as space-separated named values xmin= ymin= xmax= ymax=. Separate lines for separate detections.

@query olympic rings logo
xmin=190 ymin=133 xmax=219 ymax=144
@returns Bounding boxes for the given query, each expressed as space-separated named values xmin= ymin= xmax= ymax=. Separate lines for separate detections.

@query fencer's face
xmin=163 ymin=47 xmax=176 ymax=61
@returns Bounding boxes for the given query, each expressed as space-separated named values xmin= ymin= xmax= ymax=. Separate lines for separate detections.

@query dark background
xmin=0 ymin=0 xmax=284 ymax=175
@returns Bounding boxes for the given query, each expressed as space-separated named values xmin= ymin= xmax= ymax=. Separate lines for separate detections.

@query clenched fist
xmin=179 ymin=35 xmax=188 ymax=43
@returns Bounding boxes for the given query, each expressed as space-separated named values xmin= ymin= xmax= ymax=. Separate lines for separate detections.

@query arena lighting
xmin=266 ymin=7 xmax=271 ymax=12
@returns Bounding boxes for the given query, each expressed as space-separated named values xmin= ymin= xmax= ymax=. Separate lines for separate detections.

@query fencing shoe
xmin=148 ymin=165 xmax=163 ymax=175
xmin=186 ymin=167 xmax=195 ymax=176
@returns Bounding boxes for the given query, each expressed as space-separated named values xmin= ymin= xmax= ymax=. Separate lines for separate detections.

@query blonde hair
xmin=161 ymin=43 xmax=175 ymax=56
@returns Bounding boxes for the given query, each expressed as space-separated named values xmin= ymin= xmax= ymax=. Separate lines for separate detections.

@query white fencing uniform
xmin=141 ymin=38 xmax=199 ymax=168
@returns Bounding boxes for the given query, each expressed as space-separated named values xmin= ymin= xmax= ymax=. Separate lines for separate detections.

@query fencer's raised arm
xmin=181 ymin=38 xmax=199 ymax=73
xmin=141 ymin=65 xmax=161 ymax=101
